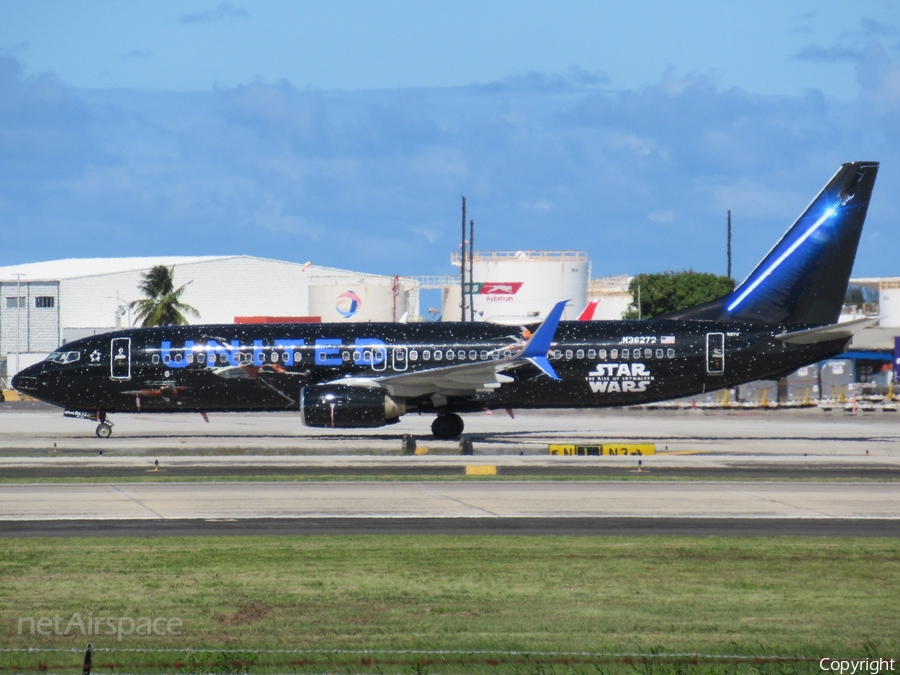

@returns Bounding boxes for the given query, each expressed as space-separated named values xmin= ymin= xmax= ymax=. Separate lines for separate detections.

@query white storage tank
xmin=445 ymin=251 xmax=588 ymax=322
xmin=309 ymin=283 xmax=409 ymax=322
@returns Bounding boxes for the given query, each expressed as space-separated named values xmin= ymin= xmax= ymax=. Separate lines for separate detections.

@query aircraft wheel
xmin=432 ymin=413 xmax=464 ymax=440
xmin=96 ymin=423 xmax=113 ymax=439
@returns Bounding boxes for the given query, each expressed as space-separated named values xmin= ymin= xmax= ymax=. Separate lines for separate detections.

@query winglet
xmin=518 ymin=300 xmax=568 ymax=380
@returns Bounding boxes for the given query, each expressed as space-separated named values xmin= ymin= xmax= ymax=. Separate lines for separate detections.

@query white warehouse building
xmin=0 ymin=255 xmax=417 ymax=380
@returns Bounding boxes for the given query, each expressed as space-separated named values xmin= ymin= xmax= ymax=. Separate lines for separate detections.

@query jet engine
xmin=299 ymin=384 xmax=406 ymax=428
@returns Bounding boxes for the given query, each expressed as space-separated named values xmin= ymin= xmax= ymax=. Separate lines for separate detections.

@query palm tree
xmin=129 ymin=266 xmax=200 ymax=327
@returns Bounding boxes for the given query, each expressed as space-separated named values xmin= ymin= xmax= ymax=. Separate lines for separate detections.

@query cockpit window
xmin=46 ymin=351 xmax=81 ymax=364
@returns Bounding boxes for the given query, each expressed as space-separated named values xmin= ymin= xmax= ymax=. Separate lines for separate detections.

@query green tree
xmin=844 ymin=284 xmax=878 ymax=305
xmin=129 ymin=265 xmax=200 ymax=327
xmin=624 ymin=270 xmax=735 ymax=319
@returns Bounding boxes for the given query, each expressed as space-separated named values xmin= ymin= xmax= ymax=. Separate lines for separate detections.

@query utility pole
xmin=727 ymin=210 xmax=732 ymax=279
xmin=468 ymin=219 xmax=475 ymax=322
xmin=460 ymin=197 xmax=467 ymax=322
xmin=637 ymin=282 xmax=642 ymax=320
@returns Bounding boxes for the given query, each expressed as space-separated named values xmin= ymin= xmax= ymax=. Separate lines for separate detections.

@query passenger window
xmin=446 ymin=349 xmax=454 ymax=359
xmin=342 ymin=351 xmax=351 ymax=361
xmin=152 ymin=354 xmax=160 ymax=364
xmin=576 ymin=349 xmax=584 ymax=359
xmin=553 ymin=350 xmax=562 ymax=359
xmin=423 ymin=350 xmax=431 ymax=360
xmin=271 ymin=353 xmax=279 ymax=363
xmin=599 ymin=349 xmax=607 ymax=360
xmin=503 ymin=350 xmax=512 ymax=359
xmin=294 ymin=352 xmax=302 ymax=362
xmin=410 ymin=350 xmax=418 ymax=361
xmin=610 ymin=349 xmax=618 ymax=359
xmin=458 ymin=351 xmax=466 ymax=361
xmin=621 ymin=349 xmax=629 ymax=359
xmin=163 ymin=354 xmax=171 ymax=364
xmin=319 ymin=352 xmax=327 ymax=362
xmin=469 ymin=350 xmax=477 ymax=360
xmin=644 ymin=349 xmax=652 ymax=359
xmin=565 ymin=350 xmax=573 ymax=359
xmin=186 ymin=354 xmax=194 ymax=364
xmin=667 ymin=348 xmax=675 ymax=358
xmin=353 ymin=350 xmax=361 ymax=361
xmin=198 ymin=353 xmax=206 ymax=363
xmin=364 ymin=350 xmax=372 ymax=361
xmin=656 ymin=349 xmax=663 ymax=359
xmin=492 ymin=351 xmax=500 ymax=360
xmin=480 ymin=350 xmax=489 ymax=360
xmin=588 ymin=349 xmax=596 ymax=359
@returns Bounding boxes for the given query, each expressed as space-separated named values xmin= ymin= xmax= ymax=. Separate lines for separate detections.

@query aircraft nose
xmin=11 ymin=364 xmax=43 ymax=394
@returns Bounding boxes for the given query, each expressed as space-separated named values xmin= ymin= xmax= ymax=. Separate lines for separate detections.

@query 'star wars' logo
xmin=587 ymin=362 xmax=654 ymax=393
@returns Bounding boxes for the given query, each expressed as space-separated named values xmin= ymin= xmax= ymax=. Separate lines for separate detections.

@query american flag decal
xmin=661 ymin=336 xmax=675 ymax=344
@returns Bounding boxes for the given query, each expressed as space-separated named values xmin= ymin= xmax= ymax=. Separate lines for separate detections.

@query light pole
xmin=110 ymin=292 xmax=132 ymax=329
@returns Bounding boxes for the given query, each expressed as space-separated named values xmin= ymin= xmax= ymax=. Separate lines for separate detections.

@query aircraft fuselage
xmin=14 ymin=319 xmax=847 ymax=416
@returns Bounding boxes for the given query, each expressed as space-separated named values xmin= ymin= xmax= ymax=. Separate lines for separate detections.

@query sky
xmin=1 ymin=1 xmax=899 ymax=281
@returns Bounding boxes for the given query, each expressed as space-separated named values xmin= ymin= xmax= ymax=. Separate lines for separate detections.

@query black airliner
xmin=13 ymin=162 xmax=879 ymax=439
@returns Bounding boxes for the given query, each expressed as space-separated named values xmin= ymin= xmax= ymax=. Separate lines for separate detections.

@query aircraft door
xmin=371 ymin=347 xmax=387 ymax=372
xmin=110 ymin=337 xmax=132 ymax=380
xmin=392 ymin=346 xmax=408 ymax=371
xmin=706 ymin=333 xmax=725 ymax=374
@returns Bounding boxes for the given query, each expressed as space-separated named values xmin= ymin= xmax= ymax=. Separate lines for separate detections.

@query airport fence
xmin=0 ymin=646 xmax=828 ymax=674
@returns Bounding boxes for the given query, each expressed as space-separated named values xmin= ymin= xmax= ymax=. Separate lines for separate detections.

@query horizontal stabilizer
xmin=775 ymin=316 xmax=879 ymax=344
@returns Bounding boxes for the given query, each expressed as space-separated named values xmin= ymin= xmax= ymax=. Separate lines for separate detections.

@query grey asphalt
xmin=3 ymin=405 xmax=900 ymax=538
xmin=3 ymin=403 xmax=900 ymax=457
xmin=1 ymin=517 xmax=897 ymax=538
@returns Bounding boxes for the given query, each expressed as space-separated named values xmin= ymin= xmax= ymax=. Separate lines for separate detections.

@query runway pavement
xmin=3 ymin=404 xmax=900 ymax=456
xmin=1 ymin=480 xmax=897 ymax=518
xmin=2 ymin=406 xmax=899 ymax=537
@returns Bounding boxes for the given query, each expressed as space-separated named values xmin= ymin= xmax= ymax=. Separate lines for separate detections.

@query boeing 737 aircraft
xmin=13 ymin=162 xmax=879 ymax=439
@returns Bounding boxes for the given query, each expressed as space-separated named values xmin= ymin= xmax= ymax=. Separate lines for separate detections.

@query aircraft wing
xmin=328 ymin=300 xmax=568 ymax=398
xmin=368 ymin=360 xmax=518 ymax=397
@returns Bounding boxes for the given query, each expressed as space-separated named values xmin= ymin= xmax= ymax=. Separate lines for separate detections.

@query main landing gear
xmin=96 ymin=413 xmax=113 ymax=439
xmin=431 ymin=413 xmax=464 ymax=440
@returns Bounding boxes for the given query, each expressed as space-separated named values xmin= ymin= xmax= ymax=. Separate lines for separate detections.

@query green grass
xmin=0 ymin=536 xmax=898 ymax=672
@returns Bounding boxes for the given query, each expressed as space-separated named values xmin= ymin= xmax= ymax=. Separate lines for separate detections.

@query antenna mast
xmin=468 ymin=219 xmax=475 ymax=322
xmin=727 ymin=210 xmax=732 ymax=278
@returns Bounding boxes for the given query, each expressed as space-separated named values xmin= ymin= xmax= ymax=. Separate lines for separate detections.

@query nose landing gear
xmin=431 ymin=413 xmax=464 ymax=440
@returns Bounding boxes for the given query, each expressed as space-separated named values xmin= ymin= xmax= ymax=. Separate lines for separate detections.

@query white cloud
xmin=519 ymin=198 xmax=553 ymax=212
xmin=648 ymin=210 xmax=676 ymax=224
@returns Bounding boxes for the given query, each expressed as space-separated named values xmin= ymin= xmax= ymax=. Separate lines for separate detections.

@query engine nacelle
xmin=299 ymin=384 xmax=406 ymax=428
